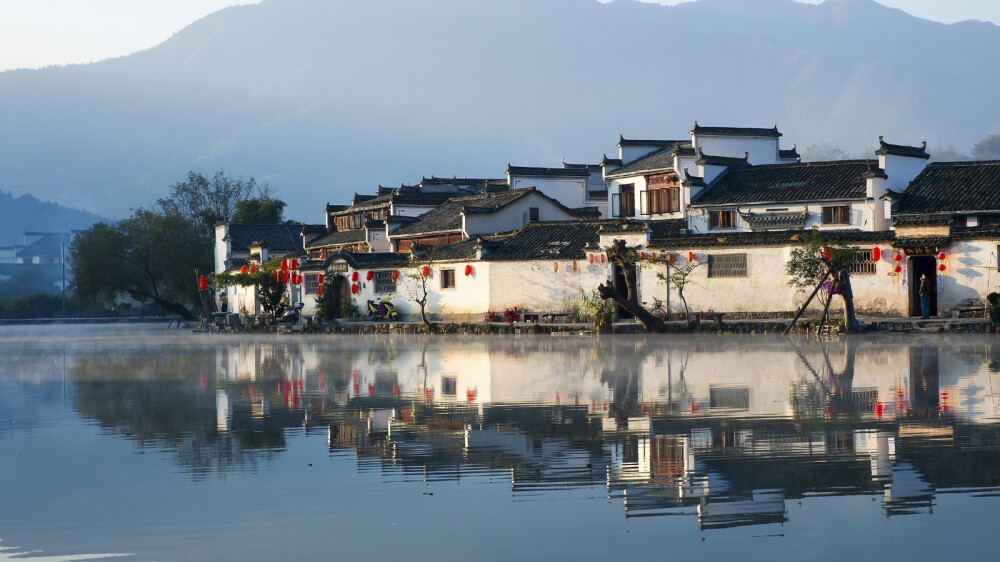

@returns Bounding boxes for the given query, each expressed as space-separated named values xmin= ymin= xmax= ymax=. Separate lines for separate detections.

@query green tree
xmin=156 ymin=170 xmax=274 ymax=230
xmin=70 ymin=210 xmax=212 ymax=320
xmin=209 ymin=258 xmax=288 ymax=321
xmin=971 ymin=135 xmax=1000 ymax=160
xmin=232 ymin=197 xmax=287 ymax=224
xmin=784 ymin=228 xmax=861 ymax=333
xmin=656 ymin=258 xmax=702 ymax=324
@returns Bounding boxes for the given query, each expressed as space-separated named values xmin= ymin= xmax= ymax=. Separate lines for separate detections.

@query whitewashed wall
xmin=487 ymin=259 xmax=609 ymax=316
xmin=880 ymin=153 xmax=928 ymax=192
xmin=462 ymin=194 xmax=582 ymax=236
xmin=507 ymin=176 xmax=589 ymax=211
xmin=692 ymin=135 xmax=780 ymax=165
xmin=687 ymin=201 xmax=877 ymax=233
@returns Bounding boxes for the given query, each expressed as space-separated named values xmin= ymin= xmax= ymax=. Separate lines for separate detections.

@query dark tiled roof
xmin=305 ymin=229 xmax=367 ymax=249
xmin=226 ymin=224 xmax=304 ymax=253
xmin=506 ymin=165 xmax=590 ymax=178
xmin=695 ymin=149 xmax=751 ymax=167
xmin=691 ymin=123 xmax=781 ymax=138
xmin=740 ymin=210 xmax=809 ymax=230
xmin=601 ymin=155 xmax=622 ymax=167
xmin=952 ymin=226 xmax=1000 ymax=240
xmin=779 ymin=145 xmax=800 ymax=160
xmin=891 ymin=215 xmax=951 ymax=226
xmin=16 ymin=233 xmax=70 ymax=259
xmin=390 ymin=189 xmax=535 ymax=237
xmin=331 ymin=251 xmax=410 ymax=270
xmin=605 ymin=148 xmax=676 ymax=179
xmin=648 ymin=229 xmax=895 ymax=249
xmin=875 ymin=136 xmax=929 ymax=160
xmin=562 ymin=162 xmax=602 ymax=172
xmin=353 ymin=194 xmax=377 ymax=205
xmin=682 ymin=169 xmax=706 ymax=187
xmin=330 ymin=190 xmax=456 ymax=216
xmin=617 ymin=136 xmax=686 ymax=149
xmin=892 ymin=161 xmax=1000 ymax=216
xmin=648 ymin=219 xmax=688 ymax=239
xmin=891 ymin=237 xmax=951 ymax=250
xmin=326 ymin=204 xmax=349 ymax=213
xmin=692 ymin=160 xmax=878 ymax=206
xmin=481 ymin=222 xmax=603 ymax=262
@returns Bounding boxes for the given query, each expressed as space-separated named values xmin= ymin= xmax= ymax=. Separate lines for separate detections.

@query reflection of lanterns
xmin=317 ymin=274 xmax=324 ymax=285
xmin=938 ymin=263 xmax=946 ymax=271
xmin=872 ymin=247 xmax=881 ymax=262
xmin=553 ymin=261 xmax=559 ymax=272
xmin=589 ymin=254 xmax=595 ymax=264
xmin=937 ymin=252 xmax=946 ymax=260
xmin=366 ymin=270 xmax=373 ymax=281
xmin=391 ymin=269 xmax=399 ymax=281
xmin=422 ymin=266 xmax=430 ymax=277
xmin=465 ymin=264 xmax=473 ymax=276
xmin=240 ymin=265 xmax=248 ymax=274
xmin=894 ymin=265 xmax=902 ymax=273
xmin=894 ymin=253 xmax=902 ymax=262
xmin=198 ymin=275 xmax=207 ymax=290
xmin=351 ymin=283 xmax=358 ymax=294
xmin=281 ymin=259 xmax=288 ymax=271
xmin=351 ymin=271 xmax=358 ymax=282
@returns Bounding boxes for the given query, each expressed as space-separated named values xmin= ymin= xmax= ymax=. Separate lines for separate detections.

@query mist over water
xmin=2 ymin=325 xmax=999 ymax=559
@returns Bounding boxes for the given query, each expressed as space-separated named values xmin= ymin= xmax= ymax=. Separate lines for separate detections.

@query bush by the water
xmin=0 ymin=294 xmax=75 ymax=319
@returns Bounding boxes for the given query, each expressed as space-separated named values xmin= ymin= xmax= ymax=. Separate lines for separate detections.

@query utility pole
xmin=61 ymin=240 xmax=66 ymax=316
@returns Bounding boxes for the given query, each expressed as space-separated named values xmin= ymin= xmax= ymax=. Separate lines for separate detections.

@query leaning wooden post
xmin=784 ymin=270 xmax=833 ymax=335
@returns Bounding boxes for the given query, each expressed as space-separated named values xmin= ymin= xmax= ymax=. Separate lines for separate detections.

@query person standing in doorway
xmin=219 ymin=291 xmax=228 ymax=313
xmin=919 ymin=273 xmax=931 ymax=319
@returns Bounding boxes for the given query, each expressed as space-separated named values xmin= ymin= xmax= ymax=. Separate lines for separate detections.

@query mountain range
xmin=1 ymin=0 xmax=998 ymax=221
xmin=0 ymin=191 xmax=106 ymax=244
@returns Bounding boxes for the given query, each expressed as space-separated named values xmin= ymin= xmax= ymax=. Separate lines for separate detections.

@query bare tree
xmin=597 ymin=239 xmax=667 ymax=332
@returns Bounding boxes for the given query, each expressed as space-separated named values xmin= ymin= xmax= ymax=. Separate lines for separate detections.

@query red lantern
xmin=600 ymin=254 xmax=606 ymax=264
xmin=872 ymin=247 xmax=881 ymax=262
xmin=640 ymin=251 xmax=647 ymax=260
xmin=553 ymin=262 xmax=559 ymax=272
xmin=281 ymin=259 xmax=288 ymax=271
xmin=296 ymin=274 xmax=303 ymax=285
xmin=250 ymin=266 xmax=258 ymax=273
xmin=275 ymin=270 xmax=281 ymax=283
xmin=589 ymin=254 xmax=595 ymax=264
xmin=198 ymin=275 xmax=207 ymax=291
xmin=894 ymin=253 xmax=903 ymax=262
xmin=290 ymin=259 xmax=298 ymax=271
xmin=391 ymin=269 xmax=399 ymax=281
xmin=667 ymin=253 xmax=675 ymax=264
xmin=465 ymin=264 xmax=473 ymax=276
xmin=282 ymin=271 xmax=290 ymax=283
xmin=351 ymin=283 xmax=358 ymax=294
xmin=823 ymin=247 xmax=832 ymax=261
xmin=317 ymin=274 xmax=324 ymax=285
xmin=422 ymin=266 xmax=430 ymax=277
xmin=240 ymin=265 xmax=249 ymax=274
xmin=894 ymin=265 xmax=902 ymax=273
xmin=651 ymin=252 xmax=658 ymax=260
xmin=938 ymin=263 xmax=946 ymax=271
xmin=937 ymin=252 xmax=946 ymax=260
xmin=317 ymin=285 xmax=323 ymax=296
xmin=366 ymin=270 xmax=373 ymax=281
xmin=351 ymin=271 xmax=358 ymax=282
xmin=688 ymin=251 xmax=695 ymax=262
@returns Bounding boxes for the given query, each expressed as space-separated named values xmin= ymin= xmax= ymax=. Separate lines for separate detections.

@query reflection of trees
xmin=71 ymin=351 xmax=285 ymax=477
xmin=789 ymin=339 xmax=857 ymax=420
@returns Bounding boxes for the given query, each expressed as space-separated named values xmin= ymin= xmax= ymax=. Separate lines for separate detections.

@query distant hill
xmin=0 ymin=191 xmax=107 ymax=244
xmin=0 ymin=0 xmax=998 ymax=220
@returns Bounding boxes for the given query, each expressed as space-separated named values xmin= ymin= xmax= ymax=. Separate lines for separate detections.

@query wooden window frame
xmin=822 ymin=205 xmax=851 ymax=225
xmin=440 ymin=269 xmax=456 ymax=289
xmin=709 ymin=210 xmax=735 ymax=229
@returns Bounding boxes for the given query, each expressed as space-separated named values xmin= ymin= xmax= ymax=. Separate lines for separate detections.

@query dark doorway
xmin=612 ymin=264 xmax=635 ymax=319
xmin=908 ymin=346 xmax=940 ymax=418
xmin=907 ymin=256 xmax=937 ymax=317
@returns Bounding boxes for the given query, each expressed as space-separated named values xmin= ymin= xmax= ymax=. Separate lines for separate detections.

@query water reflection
xmin=41 ymin=334 xmax=998 ymax=532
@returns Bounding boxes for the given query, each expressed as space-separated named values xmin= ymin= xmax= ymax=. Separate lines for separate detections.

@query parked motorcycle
xmin=274 ymin=301 xmax=304 ymax=324
xmin=366 ymin=298 xmax=398 ymax=321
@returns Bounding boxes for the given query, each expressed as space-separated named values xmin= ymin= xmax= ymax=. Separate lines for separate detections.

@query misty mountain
xmin=0 ymin=191 xmax=107 ymax=244
xmin=1 ymin=0 xmax=998 ymax=221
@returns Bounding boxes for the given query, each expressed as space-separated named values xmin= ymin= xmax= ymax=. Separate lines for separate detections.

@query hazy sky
xmin=1 ymin=0 xmax=998 ymax=72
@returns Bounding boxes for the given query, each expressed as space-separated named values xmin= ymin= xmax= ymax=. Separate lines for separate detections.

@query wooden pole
xmin=783 ymin=270 xmax=833 ymax=335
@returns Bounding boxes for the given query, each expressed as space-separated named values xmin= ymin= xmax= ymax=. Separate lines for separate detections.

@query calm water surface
xmin=2 ymin=325 xmax=1000 ymax=560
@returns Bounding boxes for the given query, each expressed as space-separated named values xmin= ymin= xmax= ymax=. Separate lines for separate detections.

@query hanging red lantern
xmin=937 ymin=252 xmax=946 ymax=260
xmin=938 ymin=263 xmax=946 ymax=271
xmin=391 ymin=269 xmax=399 ymax=281
xmin=317 ymin=284 xmax=323 ymax=296
xmin=553 ymin=261 xmax=559 ymax=272
xmin=640 ymin=251 xmax=647 ymax=260
xmin=290 ymin=259 xmax=298 ymax=271
xmin=465 ymin=264 xmax=473 ymax=276
xmin=351 ymin=271 xmax=358 ymax=282
xmin=572 ymin=261 xmax=578 ymax=271
xmin=600 ymin=254 xmax=606 ymax=264
xmin=282 ymin=271 xmax=290 ymax=283
xmin=366 ymin=270 xmax=373 ymax=281
xmin=281 ymin=259 xmax=288 ymax=271
xmin=894 ymin=265 xmax=902 ymax=273
xmin=667 ymin=253 xmax=675 ymax=264
xmin=422 ymin=266 xmax=430 ymax=277
xmin=198 ymin=275 xmax=207 ymax=290
xmin=823 ymin=247 xmax=832 ymax=261
xmin=240 ymin=265 xmax=249 ymax=274
xmin=872 ymin=247 xmax=881 ymax=262
xmin=589 ymin=254 xmax=595 ymax=264
xmin=894 ymin=253 xmax=903 ymax=262
xmin=351 ymin=283 xmax=358 ymax=294
xmin=275 ymin=270 xmax=281 ymax=283
xmin=688 ymin=251 xmax=695 ymax=262
xmin=651 ymin=252 xmax=658 ymax=260
xmin=249 ymin=265 xmax=258 ymax=273
xmin=317 ymin=274 xmax=324 ymax=285
xmin=296 ymin=274 xmax=303 ymax=285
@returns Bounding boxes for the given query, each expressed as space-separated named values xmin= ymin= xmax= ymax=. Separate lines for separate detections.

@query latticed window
xmin=373 ymin=271 xmax=396 ymax=293
xmin=440 ymin=269 xmax=456 ymax=289
xmin=305 ymin=275 xmax=319 ymax=295
xmin=707 ymin=253 xmax=748 ymax=277
xmin=641 ymin=188 xmax=680 ymax=215
xmin=844 ymin=249 xmax=876 ymax=275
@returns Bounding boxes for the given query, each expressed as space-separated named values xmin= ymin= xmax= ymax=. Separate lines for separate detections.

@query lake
xmin=2 ymin=325 xmax=999 ymax=560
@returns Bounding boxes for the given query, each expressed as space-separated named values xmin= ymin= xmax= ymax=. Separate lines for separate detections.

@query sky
xmin=0 ymin=0 xmax=998 ymax=72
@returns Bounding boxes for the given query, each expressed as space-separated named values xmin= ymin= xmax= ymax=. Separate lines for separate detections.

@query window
xmin=707 ymin=253 xmax=748 ymax=277
xmin=529 ymin=207 xmax=540 ymax=222
xmin=844 ymin=249 xmax=876 ymax=275
xmin=981 ymin=214 xmax=1000 ymax=226
xmin=373 ymin=270 xmax=396 ymax=293
xmin=709 ymin=386 xmax=750 ymax=410
xmin=612 ymin=184 xmax=636 ymax=218
xmin=441 ymin=269 xmax=456 ymax=289
xmin=305 ymin=275 xmax=319 ymax=295
xmin=709 ymin=210 xmax=735 ymax=229
xmin=953 ymin=215 xmax=968 ymax=228
xmin=641 ymin=187 xmax=680 ymax=215
xmin=822 ymin=205 xmax=851 ymax=225
xmin=441 ymin=376 xmax=457 ymax=396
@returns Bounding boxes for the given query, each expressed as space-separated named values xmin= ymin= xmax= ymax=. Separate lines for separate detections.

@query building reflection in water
xmin=73 ymin=335 xmax=1000 ymax=529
